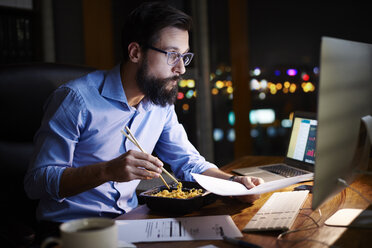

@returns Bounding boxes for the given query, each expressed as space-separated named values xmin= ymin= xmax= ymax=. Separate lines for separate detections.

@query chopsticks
xmin=120 ymin=129 xmax=170 ymax=189
xmin=121 ymin=126 xmax=179 ymax=188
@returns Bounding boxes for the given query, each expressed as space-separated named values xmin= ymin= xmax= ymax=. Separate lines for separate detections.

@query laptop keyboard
xmin=261 ymin=164 xmax=308 ymax=177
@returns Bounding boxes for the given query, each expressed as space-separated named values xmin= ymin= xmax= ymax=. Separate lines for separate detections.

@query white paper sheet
xmin=116 ymin=215 xmax=242 ymax=243
xmin=191 ymin=173 xmax=313 ymax=196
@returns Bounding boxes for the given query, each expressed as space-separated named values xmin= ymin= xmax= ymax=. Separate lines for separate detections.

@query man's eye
xmin=169 ymin=53 xmax=179 ymax=60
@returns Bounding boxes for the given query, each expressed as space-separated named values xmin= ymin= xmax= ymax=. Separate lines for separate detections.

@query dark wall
xmin=248 ymin=1 xmax=372 ymax=68
xmin=53 ymin=0 xmax=85 ymax=65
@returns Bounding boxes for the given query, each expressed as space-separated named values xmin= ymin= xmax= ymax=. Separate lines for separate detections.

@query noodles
xmin=152 ymin=182 xmax=203 ymax=199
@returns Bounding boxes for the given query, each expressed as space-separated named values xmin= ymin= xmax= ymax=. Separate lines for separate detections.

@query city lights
xmin=302 ymin=82 xmax=315 ymax=92
xmin=250 ymin=67 xmax=261 ymax=76
xmin=301 ymin=73 xmax=310 ymax=81
xmin=177 ymin=92 xmax=184 ymax=100
xmin=227 ymin=128 xmax=235 ymax=142
xmin=226 ymin=86 xmax=233 ymax=94
xmin=182 ymin=103 xmax=189 ymax=112
xmin=179 ymin=80 xmax=187 ymax=88
xmin=215 ymin=80 xmax=224 ymax=89
xmin=249 ymin=65 xmax=317 ymax=95
xmin=286 ymin=68 xmax=297 ymax=76
xmin=185 ymin=90 xmax=194 ymax=99
xmin=179 ymin=79 xmax=195 ymax=88
xmin=213 ymin=128 xmax=224 ymax=142
xmin=258 ymin=92 xmax=266 ymax=100
xmin=211 ymin=88 xmax=219 ymax=95
xmin=249 ymin=109 xmax=275 ymax=124
xmin=281 ymin=119 xmax=292 ymax=128
xmin=228 ymin=111 xmax=235 ymax=126
xmin=186 ymin=79 xmax=195 ymax=88
xmin=289 ymin=83 xmax=297 ymax=93
xmin=250 ymin=78 xmax=260 ymax=90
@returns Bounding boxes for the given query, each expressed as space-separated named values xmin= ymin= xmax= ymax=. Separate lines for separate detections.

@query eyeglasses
xmin=148 ymin=46 xmax=194 ymax=66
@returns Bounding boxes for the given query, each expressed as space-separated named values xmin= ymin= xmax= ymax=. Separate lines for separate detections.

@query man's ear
xmin=128 ymin=42 xmax=142 ymax=63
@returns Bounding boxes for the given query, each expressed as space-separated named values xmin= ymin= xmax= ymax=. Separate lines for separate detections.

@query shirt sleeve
xmin=154 ymin=105 xmax=217 ymax=181
xmin=24 ymin=86 xmax=86 ymax=201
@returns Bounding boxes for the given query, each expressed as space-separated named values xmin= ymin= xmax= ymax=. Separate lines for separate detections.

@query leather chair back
xmin=0 ymin=63 xmax=95 ymax=247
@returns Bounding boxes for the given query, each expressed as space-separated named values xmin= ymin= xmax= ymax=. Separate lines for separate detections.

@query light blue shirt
xmin=24 ymin=64 xmax=217 ymax=222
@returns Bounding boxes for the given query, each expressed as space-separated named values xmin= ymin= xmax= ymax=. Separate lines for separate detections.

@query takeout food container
xmin=138 ymin=181 xmax=217 ymax=214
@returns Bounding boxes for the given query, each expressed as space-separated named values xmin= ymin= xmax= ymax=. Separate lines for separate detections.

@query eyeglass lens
xmin=168 ymin=52 xmax=193 ymax=66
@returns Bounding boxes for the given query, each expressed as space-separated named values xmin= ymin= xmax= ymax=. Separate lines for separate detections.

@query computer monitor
xmin=312 ymin=36 xmax=372 ymax=211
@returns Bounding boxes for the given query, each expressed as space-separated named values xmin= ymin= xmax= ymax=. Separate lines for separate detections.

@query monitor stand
xmin=324 ymin=115 xmax=372 ymax=228
xmin=361 ymin=115 xmax=372 ymax=144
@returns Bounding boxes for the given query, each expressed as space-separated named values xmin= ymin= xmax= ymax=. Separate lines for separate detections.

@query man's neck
xmin=120 ymin=63 xmax=144 ymax=107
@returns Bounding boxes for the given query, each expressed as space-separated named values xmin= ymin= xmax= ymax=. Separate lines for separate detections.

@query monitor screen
xmin=286 ymin=116 xmax=317 ymax=165
xmin=312 ymin=37 xmax=372 ymax=210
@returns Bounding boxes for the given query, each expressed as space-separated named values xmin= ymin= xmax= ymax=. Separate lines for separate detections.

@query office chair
xmin=0 ymin=63 xmax=95 ymax=247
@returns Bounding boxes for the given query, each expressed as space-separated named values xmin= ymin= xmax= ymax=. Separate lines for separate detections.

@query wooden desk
xmin=116 ymin=156 xmax=372 ymax=248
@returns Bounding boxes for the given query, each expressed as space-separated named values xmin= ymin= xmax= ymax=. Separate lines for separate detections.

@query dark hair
xmin=121 ymin=1 xmax=192 ymax=62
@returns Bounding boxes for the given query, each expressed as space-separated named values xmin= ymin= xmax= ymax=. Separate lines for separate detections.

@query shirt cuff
xmin=184 ymin=162 xmax=218 ymax=181
xmin=45 ymin=166 xmax=67 ymax=202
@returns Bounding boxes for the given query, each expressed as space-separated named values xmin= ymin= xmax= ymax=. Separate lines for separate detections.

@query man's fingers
xmin=127 ymin=150 xmax=164 ymax=168
xmin=251 ymin=176 xmax=264 ymax=186
xmin=124 ymin=150 xmax=163 ymax=173
xmin=241 ymin=176 xmax=256 ymax=189
xmin=131 ymin=166 xmax=161 ymax=179
xmin=134 ymin=159 xmax=162 ymax=174
xmin=235 ymin=176 xmax=264 ymax=190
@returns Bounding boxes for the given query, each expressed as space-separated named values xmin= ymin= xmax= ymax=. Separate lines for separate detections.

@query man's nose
xmin=173 ymin=58 xmax=186 ymax=75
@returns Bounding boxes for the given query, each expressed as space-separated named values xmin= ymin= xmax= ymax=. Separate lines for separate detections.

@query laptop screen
xmin=286 ymin=115 xmax=317 ymax=164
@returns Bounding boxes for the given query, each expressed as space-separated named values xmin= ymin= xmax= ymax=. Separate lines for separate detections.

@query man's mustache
xmin=164 ymin=75 xmax=183 ymax=83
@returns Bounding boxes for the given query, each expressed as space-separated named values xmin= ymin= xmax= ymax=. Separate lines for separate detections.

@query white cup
xmin=41 ymin=217 xmax=117 ymax=248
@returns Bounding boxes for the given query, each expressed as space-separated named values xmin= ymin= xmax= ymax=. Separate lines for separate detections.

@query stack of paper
xmin=191 ymin=173 xmax=313 ymax=196
xmin=116 ymin=215 xmax=241 ymax=243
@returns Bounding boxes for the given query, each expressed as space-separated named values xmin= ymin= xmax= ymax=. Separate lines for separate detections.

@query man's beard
xmin=136 ymin=58 xmax=181 ymax=107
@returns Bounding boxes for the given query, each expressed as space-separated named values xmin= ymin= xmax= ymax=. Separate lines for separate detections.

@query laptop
xmin=233 ymin=111 xmax=317 ymax=182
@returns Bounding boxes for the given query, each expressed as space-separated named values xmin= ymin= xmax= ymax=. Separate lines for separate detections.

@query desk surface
xmin=116 ymin=156 xmax=372 ymax=248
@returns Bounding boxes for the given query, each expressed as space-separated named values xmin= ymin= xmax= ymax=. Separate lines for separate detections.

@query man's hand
xmin=232 ymin=176 xmax=264 ymax=203
xmin=106 ymin=150 xmax=164 ymax=182
xmin=202 ymin=168 xmax=264 ymax=204
xmin=59 ymin=150 xmax=164 ymax=198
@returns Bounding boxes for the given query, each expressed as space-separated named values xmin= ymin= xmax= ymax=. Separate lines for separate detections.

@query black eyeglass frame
xmin=148 ymin=46 xmax=194 ymax=66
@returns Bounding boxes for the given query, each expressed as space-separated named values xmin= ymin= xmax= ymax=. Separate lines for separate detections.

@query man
xmin=24 ymin=1 xmax=263 ymax=240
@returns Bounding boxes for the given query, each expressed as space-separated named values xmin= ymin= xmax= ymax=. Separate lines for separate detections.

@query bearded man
xmin=24 ymin=2 xmax=262 ymax=243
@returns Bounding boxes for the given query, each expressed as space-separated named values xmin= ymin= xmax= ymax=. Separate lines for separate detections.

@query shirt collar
xmin=101 ymin=64 xmax=154 ymax=112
